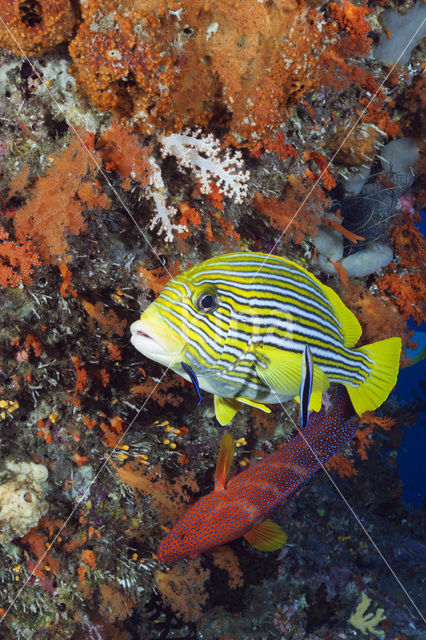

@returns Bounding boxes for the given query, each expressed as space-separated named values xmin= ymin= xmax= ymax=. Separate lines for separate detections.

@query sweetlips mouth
xmin=130 ymin=305 xmax=185 ymax=366
xmin=130 ymin=320 xmax=186 ymax=356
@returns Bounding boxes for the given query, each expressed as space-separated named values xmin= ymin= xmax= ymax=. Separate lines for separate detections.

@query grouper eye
xmin=196 ymin=292 xmax=219 ymax=313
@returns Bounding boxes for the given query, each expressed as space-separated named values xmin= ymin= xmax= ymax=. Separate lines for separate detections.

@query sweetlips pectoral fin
xmin=214 ymin=395 xmax=240 ymax=426
xmin=243 ymin=519 xmax=287 ymax=551
xmin=237 ymin=397 xmax=271 ymax=413
xmin=215 ymin=433 xmax=234 ymax=491
xmin=254 ymin=346 xmax=329 ymax=398
xmin=254 ymin=346 xmax=301 ymax=396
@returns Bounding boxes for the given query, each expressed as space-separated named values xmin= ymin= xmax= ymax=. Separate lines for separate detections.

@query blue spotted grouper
xmin=131 ymin=252 xmax=401 ymax=425
xmin=157 ymin=385 xmax=358 ymax=563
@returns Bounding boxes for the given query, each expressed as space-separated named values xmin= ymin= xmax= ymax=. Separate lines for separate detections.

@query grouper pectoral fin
xmin=254 ymin=345 xmax=329 ymax=400
xmin=214 ymin=395 xmax=240 ymax=426
xmin=244 ymin=519 xmax=287 ymax=551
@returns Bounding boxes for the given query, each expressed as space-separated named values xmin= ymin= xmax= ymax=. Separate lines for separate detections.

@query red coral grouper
xmin=158 ymin=386 xmax=357 ymax=563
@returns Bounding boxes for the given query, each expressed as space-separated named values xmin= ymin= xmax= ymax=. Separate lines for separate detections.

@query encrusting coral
xmin=0 ymin=460 xmax=48 ymax=544
xmin=0 ymin=0 xmax=77 ymax=56
xmin=67 ymin=0 xmax=383 ymax=146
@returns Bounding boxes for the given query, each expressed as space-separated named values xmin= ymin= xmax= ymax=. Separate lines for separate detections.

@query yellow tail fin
xmin=347 ymin=337 xmax=401 ymax=415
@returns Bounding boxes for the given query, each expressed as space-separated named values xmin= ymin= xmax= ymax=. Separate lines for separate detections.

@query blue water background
xmin=394 ymin=212 xmax=425 ymax=508
xmin=395 ymin=329 xmax=425 ymax=508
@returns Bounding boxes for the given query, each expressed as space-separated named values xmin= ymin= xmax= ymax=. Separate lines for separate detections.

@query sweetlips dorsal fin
xmin=215 ymin=433 xmax=235 ymax=491
xmin=274 ymin=255 xmax=362 ymax=347
xmin=244 ymin=519 xmax=287 ymax=551
xmin=321 ymin=282 xmax=362 ymax=348
xmin=254 ymin=346 xmax=329 ymax=402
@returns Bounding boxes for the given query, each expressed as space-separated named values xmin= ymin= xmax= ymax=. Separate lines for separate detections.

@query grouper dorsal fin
xmin=244 ymin=519 xmax=287 ymax=551
xmin=215 ymin=433 xmax=234 ymax=491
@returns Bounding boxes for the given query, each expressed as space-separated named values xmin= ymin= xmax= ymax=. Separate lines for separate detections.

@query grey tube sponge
xmin=374 ymin=1 xmax=426 ymax=66
xmin=340 ymin=243 xmax=393 ymax=278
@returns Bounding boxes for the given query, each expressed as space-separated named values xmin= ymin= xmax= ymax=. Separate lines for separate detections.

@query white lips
xmin=130 ymin=320 xmax=170 ymax=356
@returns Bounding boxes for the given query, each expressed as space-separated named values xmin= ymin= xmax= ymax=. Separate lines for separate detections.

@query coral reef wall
xmin=0 ymin=1 xmax=425 ymax=638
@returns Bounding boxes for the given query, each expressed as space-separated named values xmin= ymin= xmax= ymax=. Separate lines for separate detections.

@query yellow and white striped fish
xmin=130 ymin=253 xmax=401 ymax=425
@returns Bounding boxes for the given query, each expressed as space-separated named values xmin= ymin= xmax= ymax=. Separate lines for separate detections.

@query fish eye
xmin=196 ymin=292 xmax=219 ymax=313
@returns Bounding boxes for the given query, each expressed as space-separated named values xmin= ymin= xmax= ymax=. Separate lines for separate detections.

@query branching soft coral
xmin=12 ymin=133 xmax=107 ymax=264
xmin=98 ymin=123 xmax=151 ymax=191
xmin=343 ymin=283 xmax=416 ymax=367
xmin=327 ymin=409 xmax=395 ymax=477
xmin=328 ymin=1 xmax=371 ymax=58
xmin=112 ymin=459 xmax=198 ymax=527
xmin=252 ymin=176 xmax=330 ymax=245
xmin=377 ymin=211 xmax=426 ymax=325
xmin=211 ymin=545 xmax=243 ymax=589
xmin=355 ymin=412 xmax=394 ymax=462
xmin=0 ymin=225 xmax=40 ymax=287
xmin=160 ymin=130 xmax=249 ymax=202
xmin=155 ymin=557 xmax=210 ymax=623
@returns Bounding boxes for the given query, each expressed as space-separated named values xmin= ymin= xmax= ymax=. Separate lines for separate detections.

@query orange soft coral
xmin=97 ymin=123 xmax=152 ymax=190
xmin=155 ymin=557 xmax=210 ymax=623
xmin=252 ymin=174 xmax=330 ymax=245
xmin=0 ymin=225 xmax=40 ymax=287
xmin=112 ymin=459 xmax=199 ymax=527
xmin=211 ymin=545 xmax=243 ymax=589
xmin=343 ymin=282 xmax=416 ymax=367
xmin=12 ymin=133 xmax=104 ymax=264
xmin=0 ymin=0 xmax=77 ymax=56
xmin=328 ymin=1 xmax=371 ymax=57
xmin=80 ymin=299 xmax=127 ymax=338
xmin=355 ymin=412 xmax=394 ymax=461
xmin=377 ymin=211 xmax=426 ymax=325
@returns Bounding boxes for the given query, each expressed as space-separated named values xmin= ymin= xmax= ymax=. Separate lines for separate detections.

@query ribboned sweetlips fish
xmin=130 ymin=252 xmax=401 ymax=425
xmin=157 ymin=385 xmax=358 ymax=563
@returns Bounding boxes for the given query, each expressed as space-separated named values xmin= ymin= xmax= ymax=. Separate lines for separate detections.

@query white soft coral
xmin=159 ymin=129 xmax=250 ymax=202
xmin=147 ymin=157 xmax=186 ymax=242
